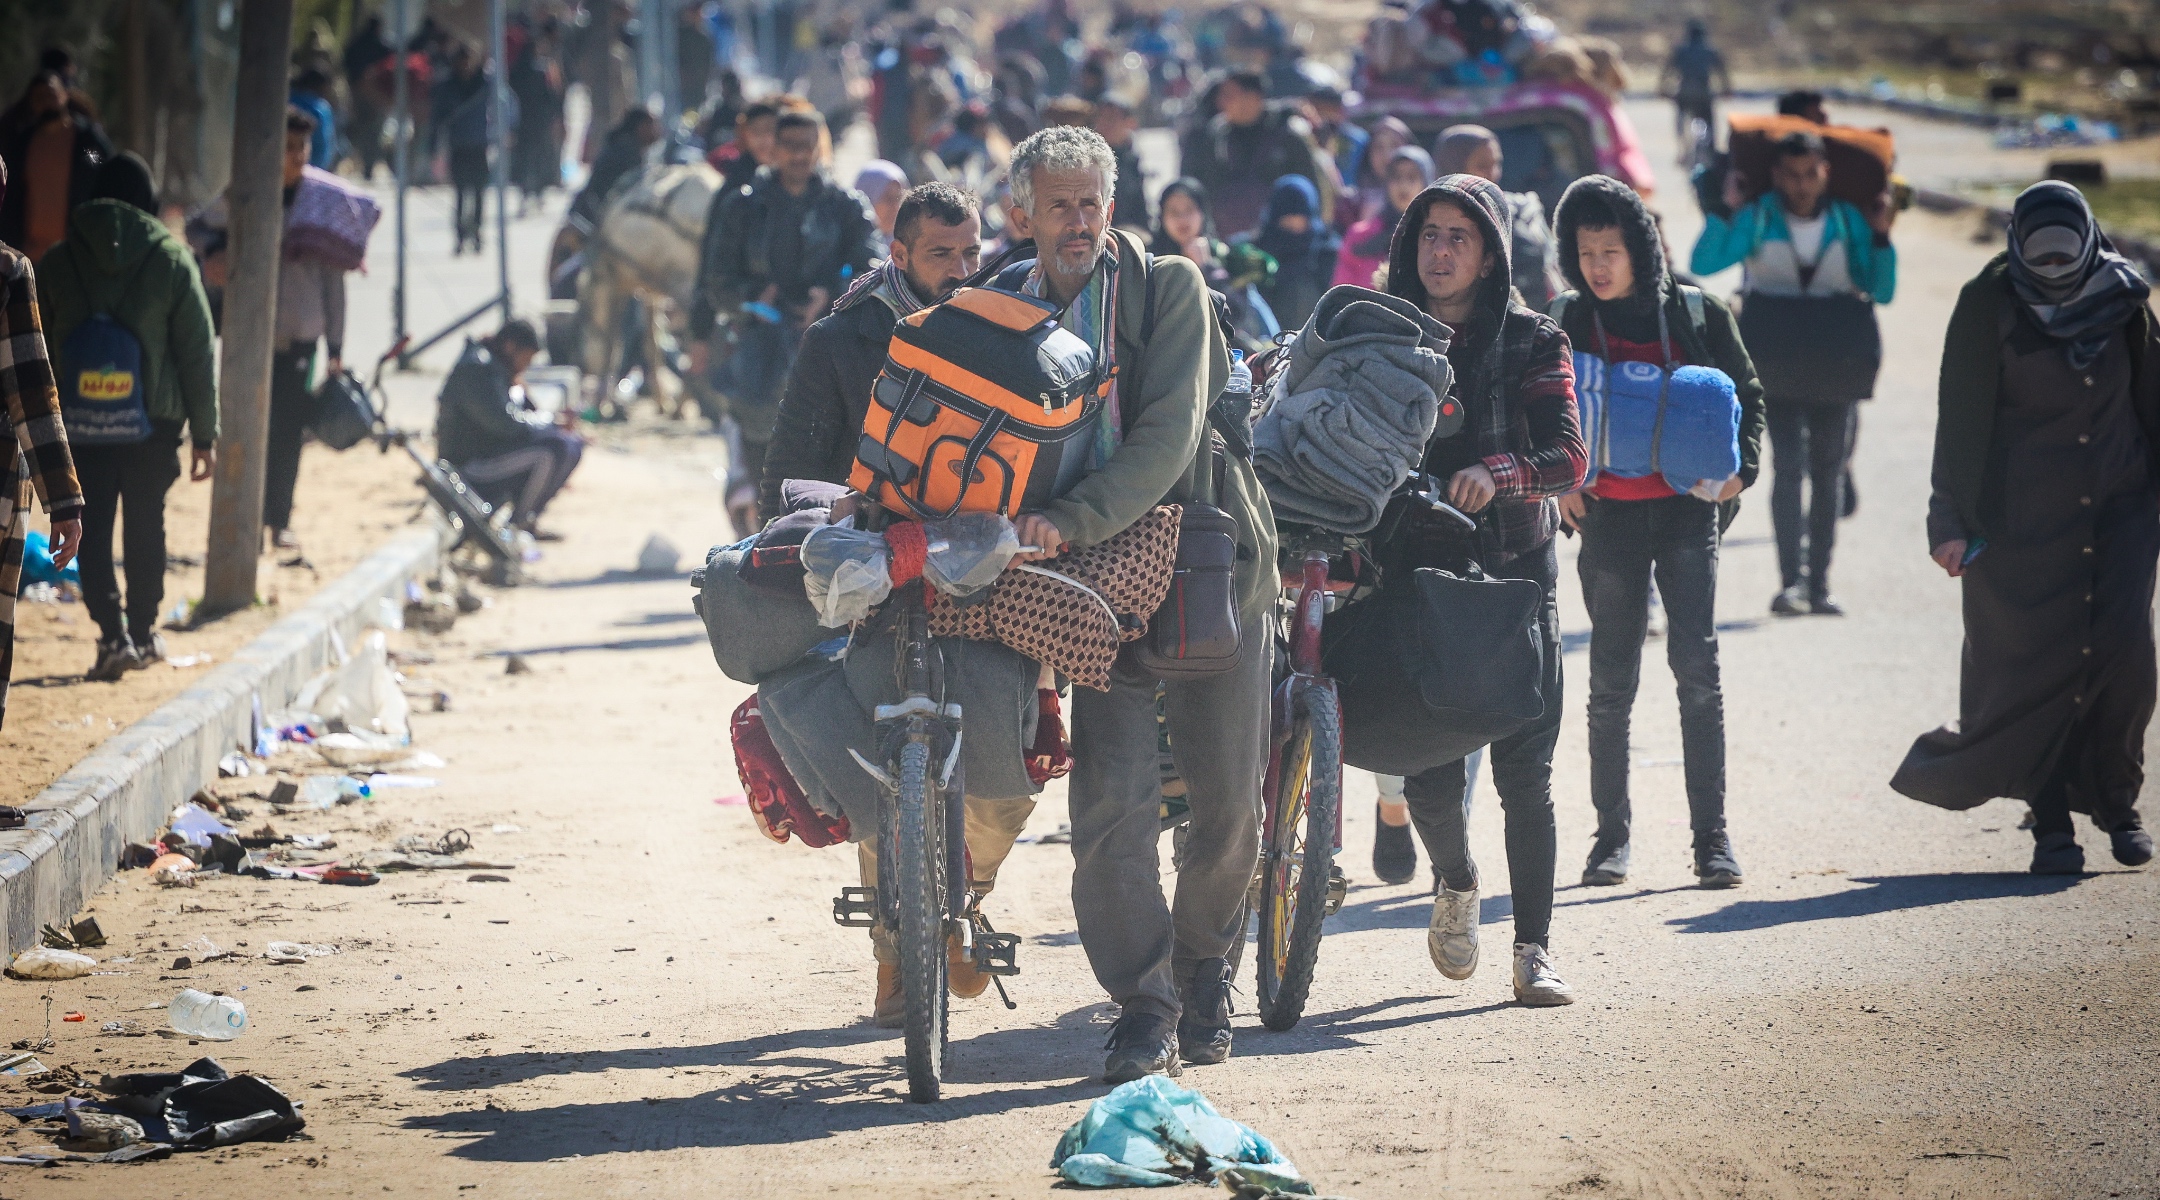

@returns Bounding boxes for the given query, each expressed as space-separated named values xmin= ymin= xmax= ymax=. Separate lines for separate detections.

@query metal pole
xmin=202 ymin=0 xmax=295 ymax=614
xmin=392 ymin=0 xmax=411 ymax=347
xmin=490 ymin=0 xmax=511 ymax=319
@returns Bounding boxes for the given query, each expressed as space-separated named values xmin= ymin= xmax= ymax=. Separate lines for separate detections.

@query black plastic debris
xmin=2 ymin=1058 xmax=307 ymax=1164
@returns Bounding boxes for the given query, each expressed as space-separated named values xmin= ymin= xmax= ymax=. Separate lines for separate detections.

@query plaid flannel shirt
xmin=2 ymin=248 xmax=83 ymax=522
xmin=1462 ymin=306 xmax=1586 ymax=559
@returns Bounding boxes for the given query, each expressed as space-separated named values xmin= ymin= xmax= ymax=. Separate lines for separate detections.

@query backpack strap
xmin=1679 ymin=285 xmax=1707 ymax=338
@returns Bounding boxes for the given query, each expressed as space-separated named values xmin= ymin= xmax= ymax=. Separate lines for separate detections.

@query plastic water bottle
xmin=168 ymin=988 xmax=248 ymax=1040
xmin=1224 ymin=348 xmax=1254 ymax=419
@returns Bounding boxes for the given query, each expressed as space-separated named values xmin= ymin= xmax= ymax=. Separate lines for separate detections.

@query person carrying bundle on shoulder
xmin=1550 ymin=174 xmax=1765 ymax=890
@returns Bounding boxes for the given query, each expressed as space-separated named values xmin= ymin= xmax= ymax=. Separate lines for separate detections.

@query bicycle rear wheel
xmin=894 ymin=736 xmax=949 ymax=1102
xmin=1255 ymin=685 xmax=1341 ymax=1031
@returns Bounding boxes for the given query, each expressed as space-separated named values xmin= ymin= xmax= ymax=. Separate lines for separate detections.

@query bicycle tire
xmin=1255 ymin=685 xmax=1341 ymax=1031
xmin=894 ymin=736 xmax=949 ymax=1102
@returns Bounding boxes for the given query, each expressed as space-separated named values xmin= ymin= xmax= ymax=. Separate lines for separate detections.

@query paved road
xmin=18 ymin=100 xmax=2156 ymax=1199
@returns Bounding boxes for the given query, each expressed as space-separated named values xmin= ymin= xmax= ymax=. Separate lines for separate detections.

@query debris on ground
xmin=260 ymin=942 xmax=338 ymax=964
xmin=5 ymin=947 xmax=98 ymax=980
xmin=1052 ymin=1077 xmax=1314 ymax=1192
xmin=167 ymin=989 xmax=247 ymax=1040
xmin=2 ymin=1057 xmax=304 ymax=1164
xmin=39 ymin=918 xmax=105 ymax=950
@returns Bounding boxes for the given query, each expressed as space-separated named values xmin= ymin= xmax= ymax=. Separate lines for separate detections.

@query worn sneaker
xmin=1372 ymin=804 xmax=1418 ymax=885
xmin=85 ymin=638 xmax=137 ymax=683
xmin=1427 ymin=885 xmax=1480 ymax=980
xmin=947 ymin=932 xmax=990 ymax=1000
xmin=1770 ymin=585 xmax=1809 ymax=616
xmin=128 ymin=632 xmax=167 ymax=670
xmin=1512 ymin=943 xmax=1576 ymax=1006
xmin=1694 ymin=832 xmax=1744 ymax=888
xmin=2111 ymin=825 xmax=2154 ymax=868
xmin=872 ymin=962 xmax=905 ymax=1029
xmin=1102 ymin=1010 xmax=1180 ymax=1084
xmin=1582 ymin=837 xmax=1629 ymax=886
xmin=2031 ymin=831 xmax=2085 ymax=876
xmin=1809 ymin=593 xmax=1847 ymax=617
xmin=1176 ymin=957 xmax=1234 ymax=1066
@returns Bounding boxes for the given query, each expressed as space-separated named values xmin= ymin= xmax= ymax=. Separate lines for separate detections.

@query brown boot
xmin=947 ymin=932 xmax=990 ymax=999
xmin=873 ymin=963 xmax=905 ymax=1028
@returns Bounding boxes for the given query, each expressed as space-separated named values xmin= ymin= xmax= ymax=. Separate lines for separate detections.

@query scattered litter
xmin=217 ymin=753 xmax=252 ymax=778
xmin=62 ymin=1012 xmax=85 ymax=1023
xmin=291 ymin=630 xmax=410 ymax=739
xmin=167 ymin=654 xmax=213 ymax=669
xmin=320 ymin=866 xmax=381 ymax=886
xmin=376 ymin=595 xmax=406 ymax=630
xmin=293 ymin=774 xmax=371 ymax=808
xmin=353 ymin=849 xmax=515 ymax=872
xmin=40 ymin=917 xmax=106 ymax=950
xmin=0 ymin=1053 xmax=49 ymax=1077
xmin=405 ymin=596 xmax=459 ymax=633
xmin=491 ymin=823 xmax=521 ymax=834
xmin=167 ymin=989 xmax=247 ymax=1040
xmin=261 ymin=942 xmax=338 ymax=964
xmin=149 ymin=855 xmax=200 ymax=888
xmin=59 ymin=1099 xmax=146 ymax=1152
xmin=366 ymin=773 xmax=438 ymax=790
xmin=314 ymin=731 xmax=409 ymax=767
xmin=166 ymin=804 xmax=234 ymax=849
xmin=468 ymin=874 xmax=512 ymax=883
xmin=636 ymin=533 xmax=681 ymax=575
xmin=397 ymin=750 xmax=448 ymax=770
xmin=88 ymin=1057 xmax=305 ymax=1150
xmin=1051 ymin=1077 xmax=1311 ymax=1192
xmin=1018 ymin=823 xmax=1074 ymax=845
xmin=504 ymin=654 xmax=531 ymax=675
xmin=0 ymin=806 xmax=24 ymax=830
xmin=100 ymin=1020 xmax=150 ymax=1037
xmin=7 ymin=947 xmax=98 ymax=980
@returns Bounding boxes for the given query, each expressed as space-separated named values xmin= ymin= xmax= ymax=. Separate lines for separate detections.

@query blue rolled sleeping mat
xmin=1574 ymin=353 xmax=1741 ymax=495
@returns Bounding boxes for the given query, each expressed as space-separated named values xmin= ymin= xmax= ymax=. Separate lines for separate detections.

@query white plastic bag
xmin=7 ymin=947 xmax=97 ymax=980
xmin=801 ymin=524 xmax=893 ymax=628
xmin=291 ymin=630 xmax=410 ymax=740
xmin=313 ymin=731 xmax=410 ymax=767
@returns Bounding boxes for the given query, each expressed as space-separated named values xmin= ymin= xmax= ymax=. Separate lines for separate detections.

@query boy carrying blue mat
xmin=1548 ymin=175 xmax=1766 ymax=892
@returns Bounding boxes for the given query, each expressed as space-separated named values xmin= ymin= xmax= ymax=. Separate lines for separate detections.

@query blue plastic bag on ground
xmin=22 ymin=530 xmax=79 ymax=586
xmin=1051 ymin=1076 xmax=1312 ymax=1192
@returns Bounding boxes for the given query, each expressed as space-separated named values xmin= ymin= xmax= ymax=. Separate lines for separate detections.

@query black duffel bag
xmin=1736 ymin=292 xmax=1881 ymax=404
xmin=309 ymin=370 xmax=377 ymax=451
xmin=1324 ymin=560 xmax=1547 ymax=777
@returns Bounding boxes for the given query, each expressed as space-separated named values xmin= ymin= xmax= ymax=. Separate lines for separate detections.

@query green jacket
xmin=1933 ymin=252 xmax=2160 ymax=544
xmin=37 ymin=199 xmax=220 ymax=448
xmin=1044 ymin=228 xmax=1280 ymax=624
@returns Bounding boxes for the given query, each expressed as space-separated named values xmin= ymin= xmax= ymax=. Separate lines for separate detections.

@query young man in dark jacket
xmin=37 ymin=153 xmax=219 ymax=679
xmin=434 ymin=318 xmax=582 ymax=537
xmin=1180 ymin=71 xmax=1332 ymax=239
xmin=1548 ymin=173 xmax=1765 ymax=890
xmin=688 ymin=109 xmax=875 ymax=515
xmin=1383 ymin=174 xmax=1586 ymax=1007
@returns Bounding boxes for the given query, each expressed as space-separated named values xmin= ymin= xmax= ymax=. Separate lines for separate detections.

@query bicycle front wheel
xmin=1255 ymin=685 xmax=1341 ymax=1031
xmin=894 ymin=737 xmax=949 ymax=1102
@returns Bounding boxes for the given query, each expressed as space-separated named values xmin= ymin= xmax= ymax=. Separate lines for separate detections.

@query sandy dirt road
xmin=3 ymin=101 xmax=2157 ymax=1199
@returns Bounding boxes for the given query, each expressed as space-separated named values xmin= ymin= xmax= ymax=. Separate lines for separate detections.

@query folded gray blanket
xmin=1253 ymin=286 xmax=1454 ymax=533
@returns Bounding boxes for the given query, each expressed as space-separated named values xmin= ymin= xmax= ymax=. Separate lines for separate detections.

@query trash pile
xmin=1360 ymin=0 xmax=1627 ymax=93
xmin=3 ymin=1058 xmax=303 ymax=1165
xmin=1051 ymin=1076 xmax=1333 ymax=1195
xmin=1995 ymin=113 xmax=2122 ymax=149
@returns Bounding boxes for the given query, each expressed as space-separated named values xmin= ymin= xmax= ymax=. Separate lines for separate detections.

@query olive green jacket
xmin=37 ymin=200 xmax=220 ymax=447
xmin=1043 ymin=228 xmax=1280 ymax=623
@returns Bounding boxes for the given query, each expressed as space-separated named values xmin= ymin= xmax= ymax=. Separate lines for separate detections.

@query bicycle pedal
xmin=832 ymin=886 xmax=879 ymax=928
xmin=1324 ymin=866 xmax=1348 ymax=916
xmin=970 ymin=931 xmax=1021 ymax=976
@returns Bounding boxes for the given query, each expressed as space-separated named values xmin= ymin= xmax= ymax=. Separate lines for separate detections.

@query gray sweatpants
xmin=1068 ymin=640 xmax=1271 ymax=1021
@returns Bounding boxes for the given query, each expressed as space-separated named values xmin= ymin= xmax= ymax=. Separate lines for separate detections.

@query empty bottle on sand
xmin=168 ymin=988 xmax=248 ymax=1040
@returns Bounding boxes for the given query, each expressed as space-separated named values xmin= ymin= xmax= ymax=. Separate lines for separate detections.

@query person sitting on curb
xmin=37 ymin=152 xmax=219 ymax=680
xmin=755 ymin=182 xmax=1043 ymax=1027
xmin=435 ymin=318 xmax=584 ymax=540
xmin=1548 ymin=174 xmax=1764 ymax=890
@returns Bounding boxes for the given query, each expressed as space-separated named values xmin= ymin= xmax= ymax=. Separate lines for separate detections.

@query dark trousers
xmin=74 ymin=431 xmax=183 ymax=644
xmin=1400 ymin=540 xmax=1561 ymax=950
xmin=264 ymin=343 xmax=316 ymax=533
xmin=1577 ymin=494 xmax=1727 ymax=842
xmin=451 ymin=146 xmax=489 ymax=245
xmin=1766 ymin=399 xmax=1856 ymax=595
xmin=1068 ymin=638 xmax=1271 ymax=1021
xmin=457 ymin=429 xmax=584 ymax=522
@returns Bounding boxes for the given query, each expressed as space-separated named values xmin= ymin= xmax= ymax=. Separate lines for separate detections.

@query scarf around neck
xmin=1025 ymin=250 xmax=1121 ymax=471
xmin=2007 ymin=180 xmax=2150 ymax=370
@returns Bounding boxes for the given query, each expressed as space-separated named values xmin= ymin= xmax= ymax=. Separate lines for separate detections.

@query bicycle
xmin=1249 ymin=477 xmax=1479 ymax=1031
xmin=361 ymin=337 xmax=526 ymax=587
xmin=829 ymin=516 xmax=1019 ymax=1104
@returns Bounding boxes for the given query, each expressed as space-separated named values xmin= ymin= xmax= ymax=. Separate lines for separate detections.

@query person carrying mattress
xmin=1550 ymin=174 xmax=1765 ymax=890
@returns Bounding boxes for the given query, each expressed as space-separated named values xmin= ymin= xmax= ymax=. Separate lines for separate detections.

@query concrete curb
xmin=1 ymin=525 xmax=447 ymax=956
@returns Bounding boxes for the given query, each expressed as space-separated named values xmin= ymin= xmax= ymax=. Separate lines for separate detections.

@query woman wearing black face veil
xmin=1895 ymin=181 xmax=2160 ymax=875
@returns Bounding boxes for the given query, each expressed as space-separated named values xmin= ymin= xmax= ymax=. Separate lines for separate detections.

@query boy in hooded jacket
xmin=1382 ymin=174 xmax=1587 ymax=1006
xmin=1549 ymin=174 xmax=1765 ymax=888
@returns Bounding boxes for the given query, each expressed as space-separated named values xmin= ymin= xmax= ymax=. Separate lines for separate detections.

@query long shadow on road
xmin=1667 ymin=872 xmax=2087 ymax=934
xmin=399 ymin=1013 xmax=1108 ymax=1161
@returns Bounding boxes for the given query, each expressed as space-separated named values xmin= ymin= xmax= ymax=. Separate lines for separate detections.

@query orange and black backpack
xmin=848 ymin=286 xmax=1102 ymax=519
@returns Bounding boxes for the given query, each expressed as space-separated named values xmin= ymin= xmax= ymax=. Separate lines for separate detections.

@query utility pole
xmin=393 ymin=0 xmax=410 ymax=349
xmin=201 ymin=0 xmax=295 ymax=616
xmin=489 ymin=0 xmax=511 ymax=319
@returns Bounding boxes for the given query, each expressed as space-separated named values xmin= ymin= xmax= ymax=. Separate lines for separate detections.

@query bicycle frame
xmin=1265 ymin=550 xmax=1344 ymax=855
xmin=871 ymin=581 xmax=970 ymax=934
